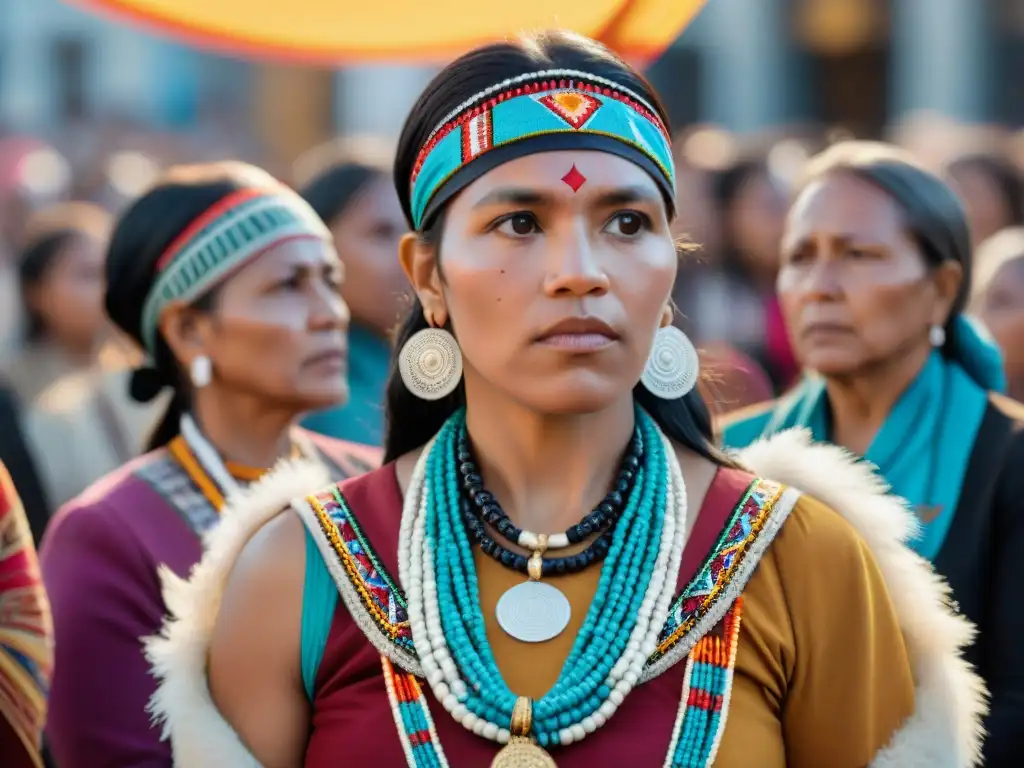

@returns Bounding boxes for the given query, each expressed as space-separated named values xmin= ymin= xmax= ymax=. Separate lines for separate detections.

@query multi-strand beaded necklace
xmin=399 ymin=407 xmax=688 ymax=763
xmin=457 ymin=423 xmax=640 ymax=579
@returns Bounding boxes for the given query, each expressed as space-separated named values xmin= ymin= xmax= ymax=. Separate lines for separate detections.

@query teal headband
xmin=140 ymin=188 xmax=330 ymax=356
xmin=409 ymin=70 xmax=677 ymax=230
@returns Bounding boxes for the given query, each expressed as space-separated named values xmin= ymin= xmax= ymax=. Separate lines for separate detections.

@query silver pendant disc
xmin=495 ymin=581 xmax=572 ymax=643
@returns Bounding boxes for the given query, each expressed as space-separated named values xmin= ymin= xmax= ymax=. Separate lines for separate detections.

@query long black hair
xmin=384 ymin=30 xmax=734 ymax=467
xmin=802 ymin=141 xmax=973 ymax=354
xmin=104 ymin=162 xmax=275 ymax=451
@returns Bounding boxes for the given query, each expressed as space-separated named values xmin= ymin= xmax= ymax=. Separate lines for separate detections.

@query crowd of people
xmin=0 ymin=28 xmax=1023 ymax=767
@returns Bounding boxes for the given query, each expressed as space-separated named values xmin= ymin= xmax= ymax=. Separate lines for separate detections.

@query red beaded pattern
xmin=411 ymin=78 xmax=669 ymax=185
xmin=538 ymin=90 xmax=602 ymax=128
xmin=460 ymin=109 xmax=494 ymax=163
xmin=381 ymin=656 xmax=448 ymax=766
xmin=665 ymin=599 xmax=744 ymax=766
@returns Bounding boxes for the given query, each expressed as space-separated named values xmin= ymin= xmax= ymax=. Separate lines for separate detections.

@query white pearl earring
xmin=929 ymin=324 xmax=946 ymax=348
xmin=189 ymin=355 xmax=212 ymax=388
xmin=641 ymin=326 xmax=700 ymax=399
xmin=399 ymin=328 xmax=463 ymax=400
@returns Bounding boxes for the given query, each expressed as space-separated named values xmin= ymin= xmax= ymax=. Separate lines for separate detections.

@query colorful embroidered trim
xmin=308 ymin=478 xmax=785 ymax=767
xmin=0 ymin=464 xmax=51 ymax=768
xmin=140 ymin=189 xmax=329 ymax=354
xmin=409 ymin=76 xmax=676 ymax=229
xmin=664 ymin=599 xmax=744 ymax=768
xmin=307 ymin=478 xmax=784 ymax=684
xmin=646 ymin=478 xmax=784 ymax=671
xmin=307 ymin=487 xmax=416 ymax=656
xmin=381 ymin=656 xmax=449 ymax=768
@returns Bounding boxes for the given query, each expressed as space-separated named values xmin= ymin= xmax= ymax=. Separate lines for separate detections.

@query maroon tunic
xmin=305 ymin=464 xmax=755 ymax=766
xmin=41 ymin=432 xmax=378 ymax=768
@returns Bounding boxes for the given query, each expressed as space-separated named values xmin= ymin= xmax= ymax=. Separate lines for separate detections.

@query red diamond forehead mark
xmin=561 ymin=165 xmax=587 ymax=193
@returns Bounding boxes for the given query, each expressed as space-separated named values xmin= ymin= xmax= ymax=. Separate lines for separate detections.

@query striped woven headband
xmin=409 ymin=69 xmax=676 ymax=230
xmin=141 ymin=187 xmax=330 ymax=355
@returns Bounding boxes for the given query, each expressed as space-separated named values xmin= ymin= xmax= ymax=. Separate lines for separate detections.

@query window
xmin=51 ymin=38 xmax=88 ymax=122
xmin=645 ymin=46 xmax=702 ymax=131
xmin=790 ymin=0 xmax=891 ymax=137
xmin=991 ymin=0 xmax=1024 ymax=124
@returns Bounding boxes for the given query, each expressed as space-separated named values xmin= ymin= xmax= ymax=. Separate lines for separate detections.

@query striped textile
xmin=0 ymin=462 xmax=53 ymax=768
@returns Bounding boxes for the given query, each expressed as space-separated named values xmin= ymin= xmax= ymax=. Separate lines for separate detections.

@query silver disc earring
xmin=929 ymin=324 xmax=946 ymax=347
xmin=399 ymin=327 xmax=463 ymax=400
xmin=189 ymin=355 xmax=212 ymax=388
xmin=641 ymin=326 xmax=700 ymax=399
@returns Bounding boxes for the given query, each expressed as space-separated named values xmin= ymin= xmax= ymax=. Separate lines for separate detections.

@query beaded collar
xmin=408 ymin=70 xmax=676 ymax=230
xmin=296 ymin=428 xmax=794 ymax=767
xmin=301 ymin=469 xmax=786 ymax=678
xmin=136 ymin=416 xmax=319 ymax=537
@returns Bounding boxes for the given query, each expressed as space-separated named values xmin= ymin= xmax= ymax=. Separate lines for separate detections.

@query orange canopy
xmin=68 ymin=0 xmax=707 ymax=64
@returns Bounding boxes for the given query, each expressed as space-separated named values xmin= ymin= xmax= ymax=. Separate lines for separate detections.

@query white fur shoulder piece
xmin=145 ymin=457 xmax=330 ymax=768
xmin=737 ymin=428 xmax=987 ymax=768
xmin=145 ymin=430 xmax=987 ymax=768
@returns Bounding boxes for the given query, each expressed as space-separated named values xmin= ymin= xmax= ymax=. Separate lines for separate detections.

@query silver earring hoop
xmin=929 ymin=324 xmax=946 ymax=348
xmin=641 ymin=326 xmax=700 ymax=399
xmin=399 ymin=327 xmax=463 ymax=401
xmin=189 ymin=355 xmax=212 ymax=388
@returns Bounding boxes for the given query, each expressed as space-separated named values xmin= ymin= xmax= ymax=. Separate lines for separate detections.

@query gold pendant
xmin=490 ymin=736 xmax=558 ymax=768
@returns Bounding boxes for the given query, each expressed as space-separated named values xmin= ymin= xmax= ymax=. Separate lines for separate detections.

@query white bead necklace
xmin=399 ymin=424 xmax=688 ymax=748
xmin=179 ymin=412 xmax=316 ymax=502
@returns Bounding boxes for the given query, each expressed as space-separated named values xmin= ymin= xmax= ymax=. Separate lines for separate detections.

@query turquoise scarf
xmin=723 ymin=316 xmax=1006 ymax=561
xmin=302 ymin=323 xmax=391 ymax=446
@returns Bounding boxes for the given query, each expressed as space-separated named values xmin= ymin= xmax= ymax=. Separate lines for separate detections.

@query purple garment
xmin=40 ymin=454 xmax=199 ymax=767
xmin=39 ymin=434 xmax=378 ymax=768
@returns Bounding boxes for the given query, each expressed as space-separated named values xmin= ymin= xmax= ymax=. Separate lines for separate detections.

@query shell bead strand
xmin=401 ymin=408 xmax=688 ymax=750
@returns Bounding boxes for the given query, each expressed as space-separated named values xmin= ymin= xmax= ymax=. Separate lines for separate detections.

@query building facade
xmin=0 ymin=0 xmax=1018 ymax=146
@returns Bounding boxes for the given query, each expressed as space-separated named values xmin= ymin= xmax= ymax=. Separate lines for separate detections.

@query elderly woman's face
xmin=778 ymin=172 xmax=958 ymax=377
xmin=176 ymin=237 xmax=350 ymax=412
xmin=407 ymin=150 xmax=677 ymax=414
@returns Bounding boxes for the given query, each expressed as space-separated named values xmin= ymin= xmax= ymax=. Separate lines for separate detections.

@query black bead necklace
xmin=456 ymin=425 xmax=643 ymax=577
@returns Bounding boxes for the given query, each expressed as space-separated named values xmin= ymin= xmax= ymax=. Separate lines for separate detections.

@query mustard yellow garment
xmin=476 ymin=493 xmax=915 ymax=767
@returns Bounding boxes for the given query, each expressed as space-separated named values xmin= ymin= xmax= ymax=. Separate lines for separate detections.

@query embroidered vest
xmin=295 ymin=464 xmax=796 ymax=768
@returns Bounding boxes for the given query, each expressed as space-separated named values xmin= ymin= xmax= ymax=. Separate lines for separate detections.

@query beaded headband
xmin=409 ymin=69 xmax=677 ymax=230
xmin=140 ymin=187 xmax=330 ymax=355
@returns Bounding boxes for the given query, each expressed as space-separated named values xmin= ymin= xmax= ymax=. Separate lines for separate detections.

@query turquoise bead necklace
xmin=402 ymin=406 xmax=688 ymax=751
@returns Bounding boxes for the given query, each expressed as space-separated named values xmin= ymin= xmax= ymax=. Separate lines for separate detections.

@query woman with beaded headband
xmin=39 ymin=161 xmax=379 ymax=767
xmin=148 ymin=33 xmax=984 ymax=767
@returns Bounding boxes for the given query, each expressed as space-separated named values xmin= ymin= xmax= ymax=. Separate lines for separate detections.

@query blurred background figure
xmin=3 ymin=202 xmax=114 ymax=403
xmin=40 ymin=161 xmax=378 ymax=767
xmin=971 ymin=226 xmax=1024 ymax=401
xmin=295 ymin=137 xmax=409 ymax=445
xmin=0 ymin=461 xmax=53 ymax=768
xmin=696 ymin=342 xmax=775 ymax=416
xmin=0 ymin=201 xmax=162 ymax=513
xmin=720 ymin=141 xmax=1024 ymax=764
xmin=946 ymin=151 xmax=1024 ymax=249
